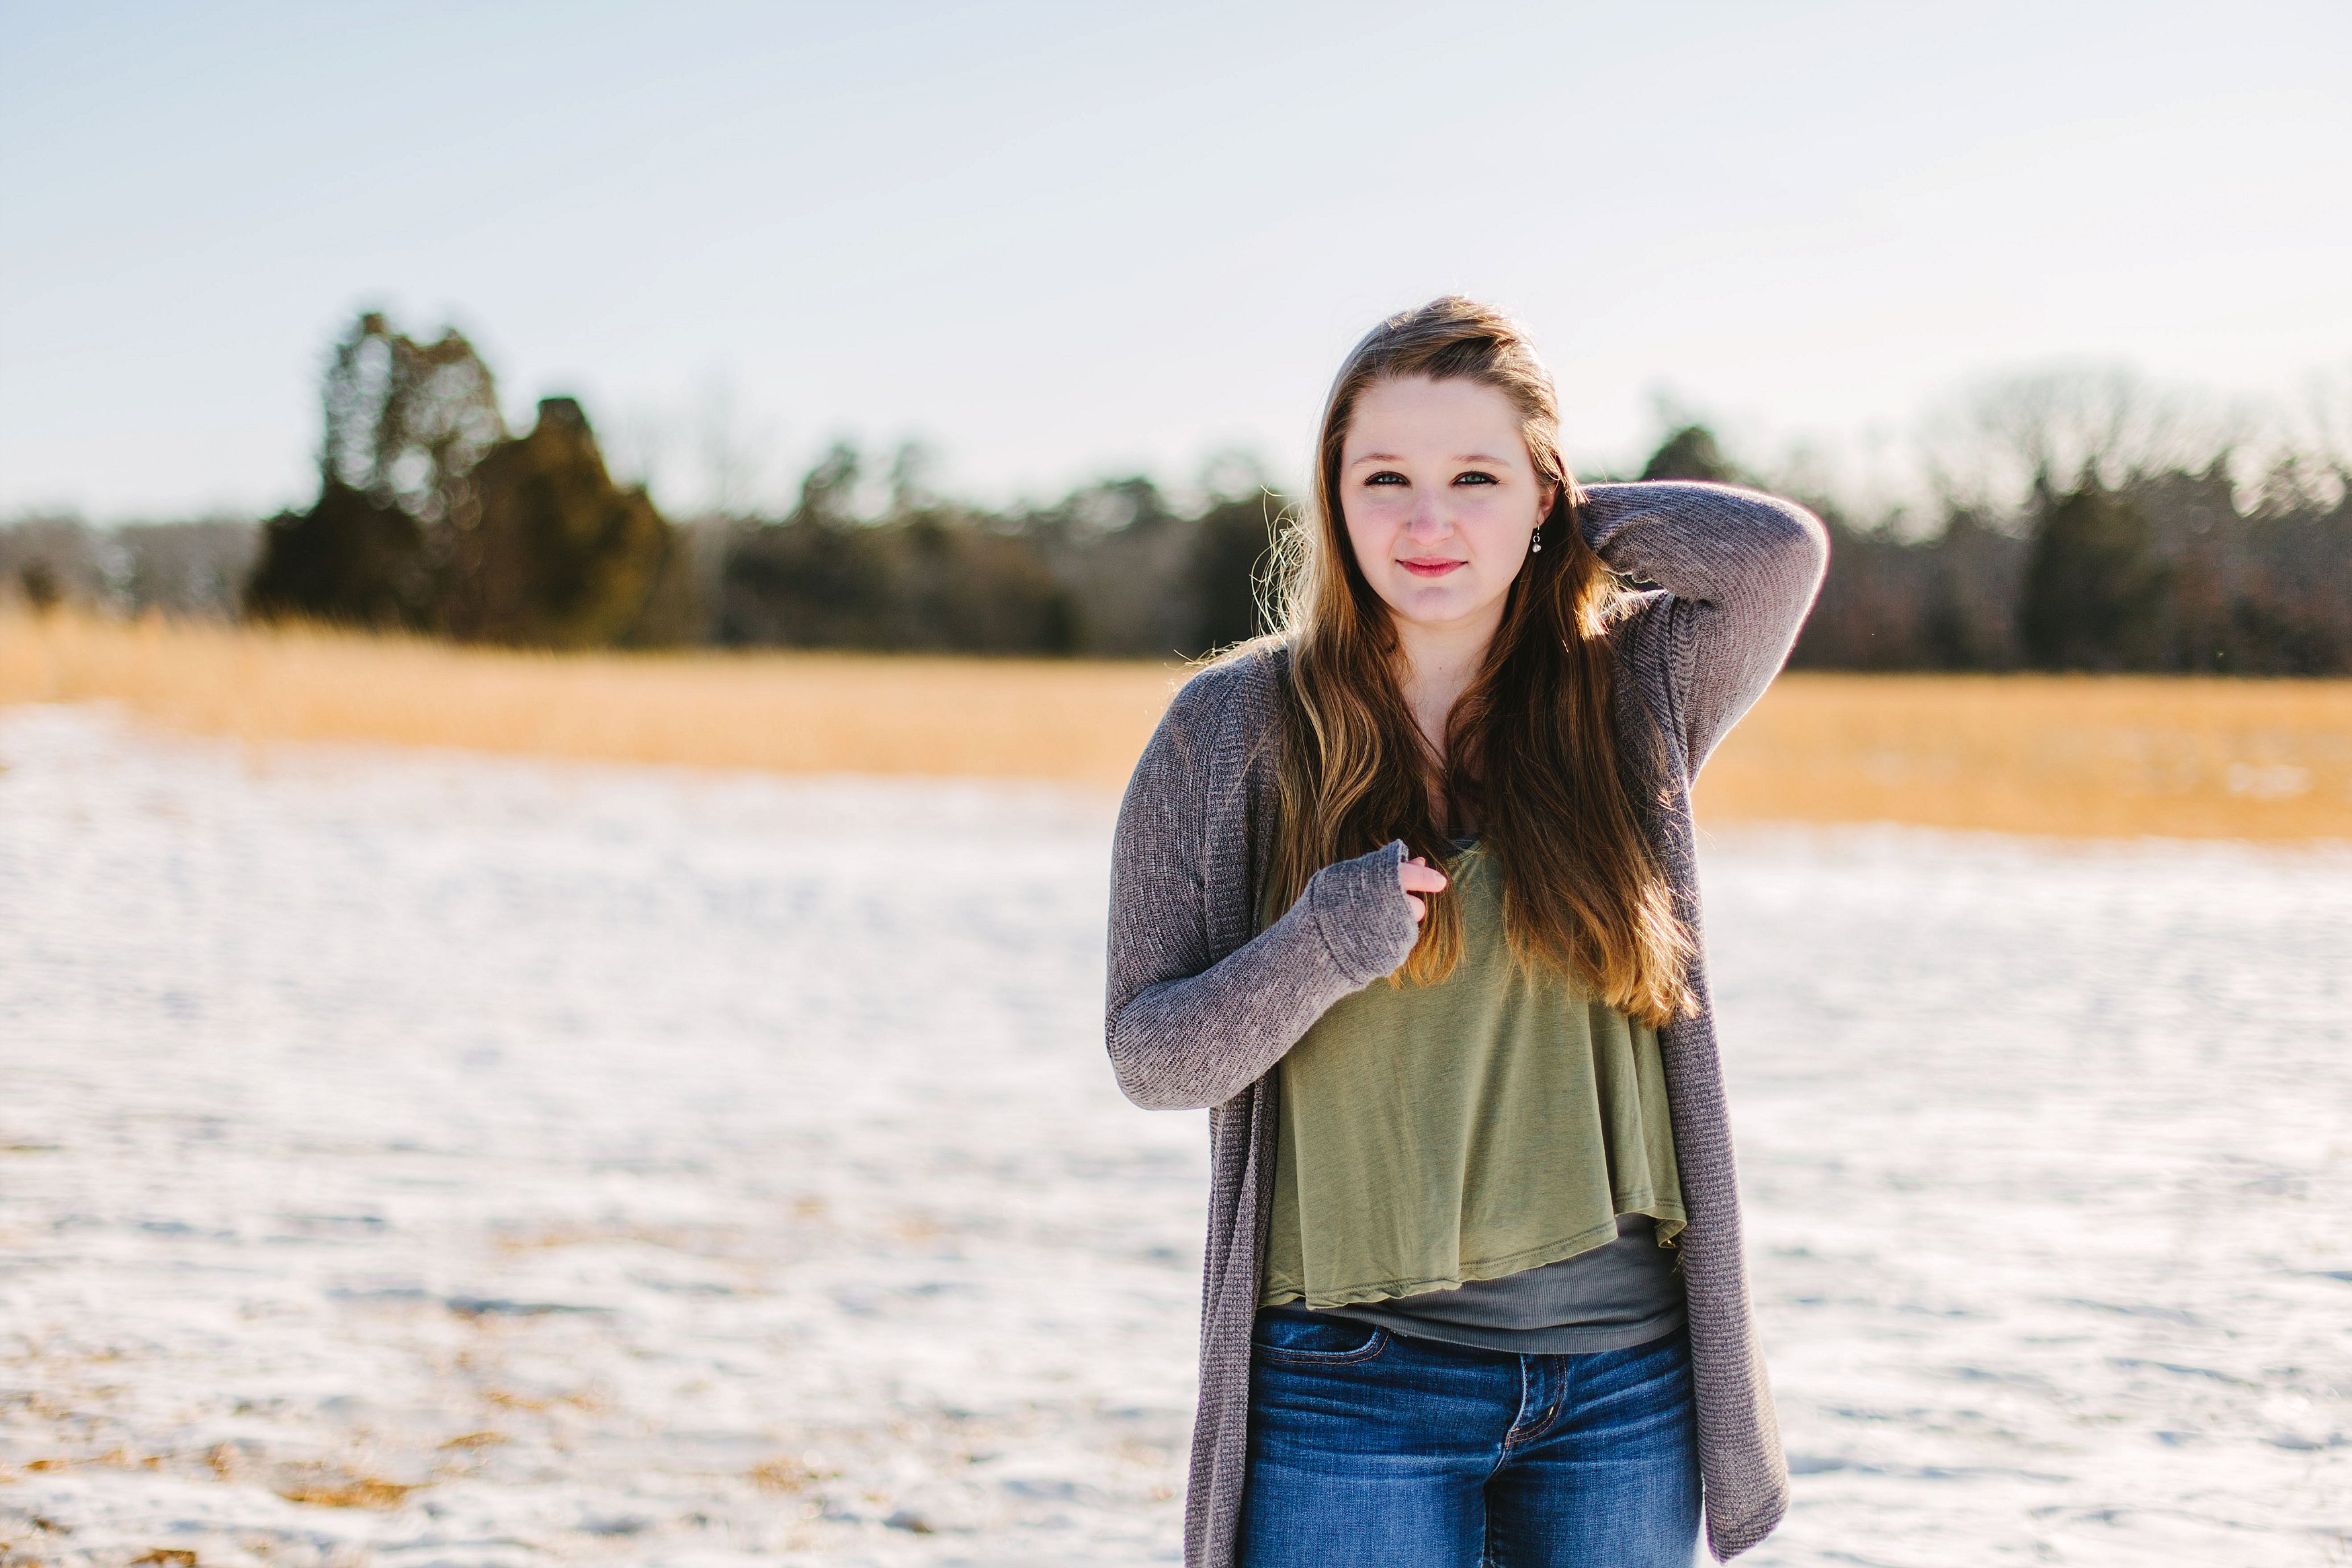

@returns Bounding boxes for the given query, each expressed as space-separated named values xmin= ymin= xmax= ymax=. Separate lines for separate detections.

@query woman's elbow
xmin=1111 ymin=1069 xmax=1214 ymax=1113
xmin=1790 ymin=499 xmax=1831 ymax=578
xmin=1751 ymin=494 xmax=1830 ymax=611
xmin=1105 ymin=1024 xmax=1216 ymax=1111
xmin=1728 ymin=486 xmax=1826 ymax=566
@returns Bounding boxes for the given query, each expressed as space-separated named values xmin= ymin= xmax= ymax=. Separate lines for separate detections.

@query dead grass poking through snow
xmin=271 ymin=1471 xmax=421 ymax=1510
xmin=5 ymin=611 xmax=2349 ymax=839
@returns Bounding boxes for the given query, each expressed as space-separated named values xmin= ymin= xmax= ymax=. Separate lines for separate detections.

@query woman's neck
xmin=1390 ymin=603 xmax=1502 ymax=766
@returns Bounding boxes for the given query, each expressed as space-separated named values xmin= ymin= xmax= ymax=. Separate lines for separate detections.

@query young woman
xmin=1105 ymin=298 xmax=1826 ymax=1568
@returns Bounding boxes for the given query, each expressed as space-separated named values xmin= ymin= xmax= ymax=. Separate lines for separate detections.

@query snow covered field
xmin=1 ymin=705 xmax=2345 ymax=1567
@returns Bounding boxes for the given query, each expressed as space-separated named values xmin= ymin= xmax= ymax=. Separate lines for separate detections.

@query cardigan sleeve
xmin=1103 ymin=671 xmax=1422 ymax=1112
xmin=1579 ymin=481 xmax=1829 ymax=773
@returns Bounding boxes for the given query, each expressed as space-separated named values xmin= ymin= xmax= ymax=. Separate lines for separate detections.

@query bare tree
xmin=884 ymin=440 xmax=939 ymax=516
xmin=1919 ymin=366 xmax=2238 ymax=522
xmin=2287 ymin=362 xmax=2352 ymax=505
xmin=603 ymin=401 xmax=677 ymax=501
xmin=321 ymin=312 xmax=506 ymax=525
xmin=689 ymin=374 xmax=782 ymax=519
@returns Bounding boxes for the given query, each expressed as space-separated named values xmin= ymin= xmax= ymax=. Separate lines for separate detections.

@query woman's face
xmin=1337 ymin=376 xmax=1554 ymax=638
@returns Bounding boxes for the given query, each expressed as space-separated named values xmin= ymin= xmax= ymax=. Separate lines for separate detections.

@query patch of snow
xmin=0 ymin=706 xmax=2344 ymax=1567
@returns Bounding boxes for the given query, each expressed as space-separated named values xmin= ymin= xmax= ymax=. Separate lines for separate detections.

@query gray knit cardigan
xmin=1104 ymin=480 xmax=1828 ymax=1565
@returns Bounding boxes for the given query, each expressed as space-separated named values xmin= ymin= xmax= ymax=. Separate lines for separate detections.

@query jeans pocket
xmin=1251 ymin=1308 xmax=1390 ymax=1365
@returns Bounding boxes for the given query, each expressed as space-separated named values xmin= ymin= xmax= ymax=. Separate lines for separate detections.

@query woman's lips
xmin=1398 ymin=558 xmax=1465 ymax=578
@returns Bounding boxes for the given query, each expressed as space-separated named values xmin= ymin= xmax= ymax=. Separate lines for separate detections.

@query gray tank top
xmin=1313 ymin=1213 xmax=1684 ymax=1354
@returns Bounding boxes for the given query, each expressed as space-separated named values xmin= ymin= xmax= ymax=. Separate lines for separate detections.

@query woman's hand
xmin=1399 ymin=855 xmax=1447 ymax=923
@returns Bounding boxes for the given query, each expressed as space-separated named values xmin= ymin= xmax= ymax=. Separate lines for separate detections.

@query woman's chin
xmin=1384 ymin=589 xmax=1493 ymax=634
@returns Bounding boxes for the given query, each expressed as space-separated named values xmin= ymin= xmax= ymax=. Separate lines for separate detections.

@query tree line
xmin=7 ymin=310 xmax=2348 ymax=672
xmin=1639 ymin=421 xmax=2352 ymax=674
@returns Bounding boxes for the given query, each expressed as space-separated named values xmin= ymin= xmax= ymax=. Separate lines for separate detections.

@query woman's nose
xmin=1406 ymin=493 xmax=1449 ymax=538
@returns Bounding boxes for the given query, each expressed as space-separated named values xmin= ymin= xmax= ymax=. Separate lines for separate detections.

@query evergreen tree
xmin=245 ymin=482 xmax=435 ymax=628
xmin=1186 ymin=491 xmax=1280 ymax=654
xmin=2020 ymin=472 xmax=2170 ymax=669
xmin=442 ymin=398 xmax=672 ymax=648
xmin=247 ymin=312 xmax=504 ymax=627
xmin=1638 ymin=424 xmax=1743 ymax=484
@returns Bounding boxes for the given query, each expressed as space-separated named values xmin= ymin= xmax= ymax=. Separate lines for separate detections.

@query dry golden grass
xmin=5 ymin=611 xmax=2349 ymax=840
xmin=0 ymin=610 xmax=1181 ymax=789
xmin=1696 ymin=672 xmax=2352 ymax=840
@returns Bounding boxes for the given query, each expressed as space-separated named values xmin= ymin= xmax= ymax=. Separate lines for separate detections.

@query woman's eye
xmin=1453 ymin=471 xmax=1498 ymax=486
xmin=1364 ymin=471 xmax=1407 ymax=486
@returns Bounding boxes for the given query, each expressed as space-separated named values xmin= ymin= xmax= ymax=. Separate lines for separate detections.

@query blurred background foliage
xmin=6 ymin=310 xmax=2349 ymax=672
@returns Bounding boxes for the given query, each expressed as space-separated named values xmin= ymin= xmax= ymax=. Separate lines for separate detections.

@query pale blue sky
xmin=4 ymin=1 xmax=2348 ymax=519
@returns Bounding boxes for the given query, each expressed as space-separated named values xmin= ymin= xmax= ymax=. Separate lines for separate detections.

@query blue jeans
xmin=1241 ymin=1308 xmax=1700 ymax=1568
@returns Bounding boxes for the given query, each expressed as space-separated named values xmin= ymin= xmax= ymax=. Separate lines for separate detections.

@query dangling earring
xmin=1530 ymin=524 xmax=1544 ymax=554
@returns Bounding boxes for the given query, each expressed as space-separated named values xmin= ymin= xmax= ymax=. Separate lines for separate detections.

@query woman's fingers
xmin=1398 ymin=855 xmax=1448 ymax=895
xmin=1398 ymin=855 xmax=1445 ymax=923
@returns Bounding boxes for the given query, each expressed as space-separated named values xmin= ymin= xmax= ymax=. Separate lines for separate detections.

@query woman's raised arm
xmin=1579 ymin=480 xmax=1830 ymax=773
xmin=1103 ymin=677 xmax=1421 ymax=1111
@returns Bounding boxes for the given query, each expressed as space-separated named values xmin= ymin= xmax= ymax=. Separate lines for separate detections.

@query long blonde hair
xmin=1263 ymin=297 xmax=1693 ymax=1025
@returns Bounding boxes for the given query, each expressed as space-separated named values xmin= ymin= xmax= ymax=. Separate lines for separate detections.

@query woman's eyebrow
xmin=1345 ymin=451 xmax=1512 ymax=466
